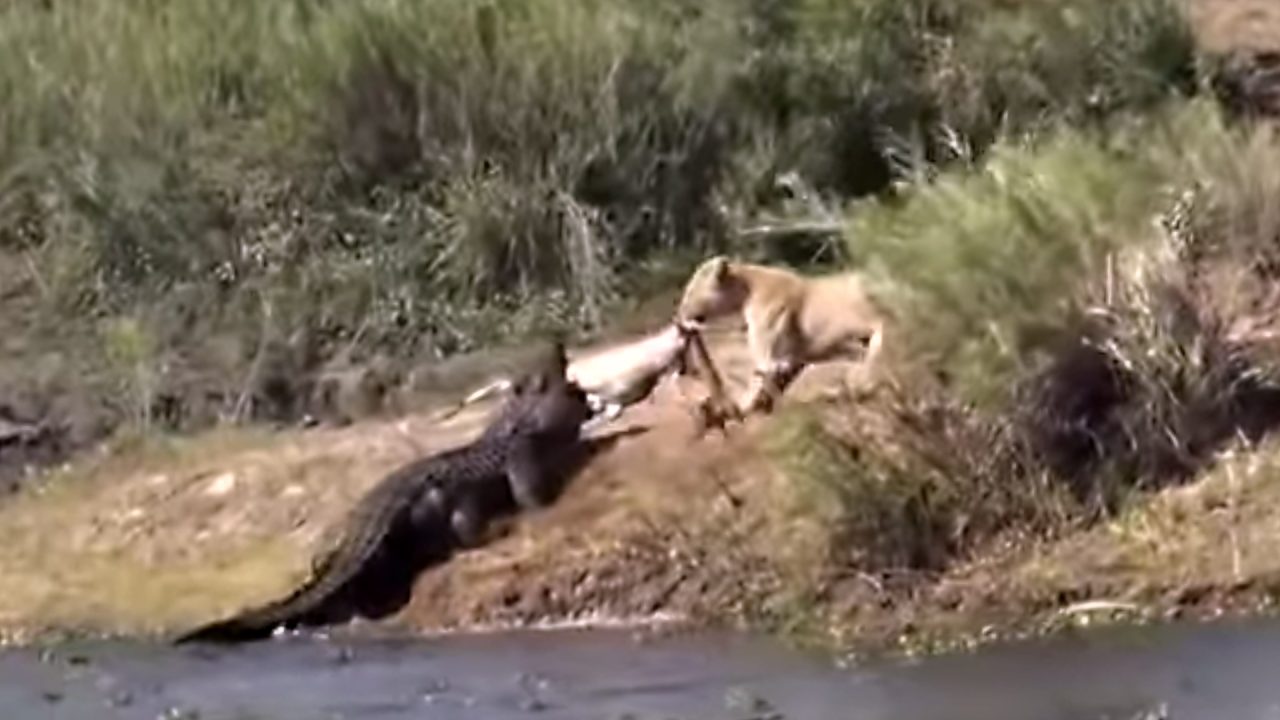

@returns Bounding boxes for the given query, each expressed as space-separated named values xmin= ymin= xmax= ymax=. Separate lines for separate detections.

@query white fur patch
xmin=755 ymin=359 xmax=796 ymax=377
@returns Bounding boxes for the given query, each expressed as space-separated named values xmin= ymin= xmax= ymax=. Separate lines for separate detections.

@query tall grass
xmin=0 ymin=0 xmax=1200 ymax=434
xmin=852 ymin=101 xmax=1280 ymax=458
xmin=768 ymin=100 xmax=1280 ymax=595
xmin=848 ymin=130 xmax=1162 ymax=405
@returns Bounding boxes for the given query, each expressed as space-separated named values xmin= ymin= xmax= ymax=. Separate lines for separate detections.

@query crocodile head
xmin=483 ymin=336 xmax=590 ymax=443
xmin=512 ymin=337 xmax=570 ymax=396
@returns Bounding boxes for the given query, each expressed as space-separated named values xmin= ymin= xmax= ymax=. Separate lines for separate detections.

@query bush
xmin=812 ymin=100 xmax=1280 ymax=557
xmin=764 ymin=391 xmax=1073 ymax=576
xmin=848 ymin=125 xmax=1163 ymax=404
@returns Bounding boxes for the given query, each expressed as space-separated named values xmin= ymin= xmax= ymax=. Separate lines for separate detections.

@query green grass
xmin=0 ymin=0 xmax=1202 ymax=439
xmin=849 ymin=126 xmax=1162 ymax=405
xmin=851 ymin=99 xmax=1280 ymax=410
xmin=767 ymin=98 xmax=1280 ymax=605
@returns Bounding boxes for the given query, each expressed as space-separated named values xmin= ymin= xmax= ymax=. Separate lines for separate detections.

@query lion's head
xmin=676 ymin=255 xmax=748 ymax=326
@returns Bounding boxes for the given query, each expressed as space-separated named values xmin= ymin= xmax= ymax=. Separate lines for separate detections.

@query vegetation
xmin=0 ymin=0 xmax=1199 ymax=449
xmin=764 ymin=97 xmax=1280 ymax=646
xmin=8 ymin=0 xmax=1280 ymax=656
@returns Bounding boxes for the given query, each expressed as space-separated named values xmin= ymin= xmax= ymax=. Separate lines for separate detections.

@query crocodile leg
xmin=448 ymin=491 xmax=490 ymax=548
xmin=408 ymin=484 xmax=447 ymax=529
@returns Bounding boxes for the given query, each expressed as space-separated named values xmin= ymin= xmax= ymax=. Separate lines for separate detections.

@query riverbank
xmin=1 ymin=324 xmax=1279 ymax=663
xmin=4 ymin=0 xmax=1280 ymax=663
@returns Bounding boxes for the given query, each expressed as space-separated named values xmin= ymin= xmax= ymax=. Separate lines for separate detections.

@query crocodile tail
xmin=173 ymin=472 xmax=426 ymax=645
xmin=172 ymin=553 xmax=350 ymax=643
xmin=171 ymin=602 xmax=296 ymax=643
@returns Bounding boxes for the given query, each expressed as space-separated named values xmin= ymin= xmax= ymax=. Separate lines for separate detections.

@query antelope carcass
xmin=439 ymin=322 xmax=738 ymax=433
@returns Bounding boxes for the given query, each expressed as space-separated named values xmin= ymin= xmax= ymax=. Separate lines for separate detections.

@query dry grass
xmin=1015 ymin=440 xmax=1280 ymax=598
xmin=756 ymin=97 xmax=1280 ymax=653
xmin=0 ymin=406 xmax=508 ymax=639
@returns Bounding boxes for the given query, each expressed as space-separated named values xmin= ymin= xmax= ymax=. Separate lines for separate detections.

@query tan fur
xmin=569 ymin=321 xmax=740 ymax=435
xmin=435 ymin=322 xmax=739 ymax=437
xmin=675 ymin=255 xmax=890 ymax=414
xmin=566 ymin=323 xmax=688 ymax=407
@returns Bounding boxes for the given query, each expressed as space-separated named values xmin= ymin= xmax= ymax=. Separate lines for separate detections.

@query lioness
xmin=675 ymin=255 xmax=889 ymax=414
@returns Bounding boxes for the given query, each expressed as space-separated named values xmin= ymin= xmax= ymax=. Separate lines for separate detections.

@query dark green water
xmin=4 ymin=618 xmax=1279 ymax=719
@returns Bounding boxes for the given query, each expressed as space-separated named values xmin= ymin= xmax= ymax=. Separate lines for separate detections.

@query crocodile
xmin=175 ymin=340 xmax=592 ymax=644
xmin=477 ymin=336 xmax=577 ymax=443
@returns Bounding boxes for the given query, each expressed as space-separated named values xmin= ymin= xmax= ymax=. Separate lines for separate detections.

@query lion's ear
xmin=709 ymin=256 xmax=730 ymax=283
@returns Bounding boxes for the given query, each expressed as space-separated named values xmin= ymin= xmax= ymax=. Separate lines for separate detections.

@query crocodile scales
xmin=175 ymin=340 xmax=592 ymax=644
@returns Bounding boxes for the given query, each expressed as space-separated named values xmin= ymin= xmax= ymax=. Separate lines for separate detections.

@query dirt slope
xmin=0 ymin=325 xmax=849 ymax=642
xmin=5 ymin=314 xmax=1280 ymax=655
